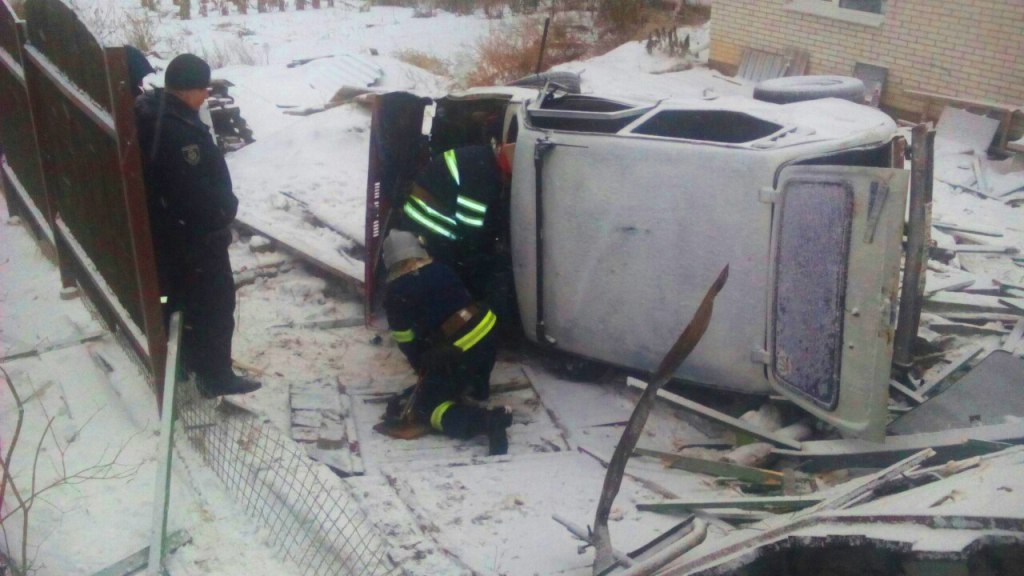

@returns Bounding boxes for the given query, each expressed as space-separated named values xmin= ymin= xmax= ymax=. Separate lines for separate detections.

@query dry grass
xmin=394 ymin=49 xmax=451 ymax=77
xmin=196 ymin=38 xmax=268 ymax=67
xmin=463 ymin=16 xmax=588 ymax=88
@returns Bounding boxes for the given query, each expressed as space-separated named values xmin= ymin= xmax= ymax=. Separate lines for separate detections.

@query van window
xmin=527 ymin=95 xmax=652 ymax=134
xmin=631 ymin=110 xmax=783 ymax=143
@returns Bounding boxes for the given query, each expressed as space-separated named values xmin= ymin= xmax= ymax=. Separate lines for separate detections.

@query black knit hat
xmin=165 ymin=53 xmax=211 ymax=91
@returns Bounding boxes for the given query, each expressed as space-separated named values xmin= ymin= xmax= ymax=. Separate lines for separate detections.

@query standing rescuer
xmin=382 ymin=230 xmax=513 ymax=455
xmin=135 ymin=53 xmax=261 ymax=398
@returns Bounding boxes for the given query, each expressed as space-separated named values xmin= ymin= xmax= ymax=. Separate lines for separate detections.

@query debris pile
xmin=208 ymin=79 xmax=255 ymax=153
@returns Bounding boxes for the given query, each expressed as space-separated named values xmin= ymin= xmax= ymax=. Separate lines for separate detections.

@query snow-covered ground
xmin=3 ymin=2 xmax=1024 ymax=575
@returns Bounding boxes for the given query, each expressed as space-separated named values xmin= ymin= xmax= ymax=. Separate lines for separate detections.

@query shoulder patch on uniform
xmin=181 ymin=144 xmax=201 ymax=166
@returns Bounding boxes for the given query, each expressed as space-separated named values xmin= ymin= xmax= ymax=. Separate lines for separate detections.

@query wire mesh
xmin=175 ymin=377 xmax=393 ymax=576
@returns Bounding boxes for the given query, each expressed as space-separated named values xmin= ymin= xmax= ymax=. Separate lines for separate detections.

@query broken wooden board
xmin=932 ymin=221 xmax=1003 ymax=237
xmin=1003 ymin=319 xmax=1024 ymax=353
xmin=634 ymin=446 xmax=784 ymax=486
xmin=953 ymin=244 xmax=1018 ymax=254
xmin=925 ymin=291 xmax=1024 ymax=315
xmin=914 ymin=344 xmax=985 ymax=398
xmin=773 ymin=420 xmax=1024 ymax=470
xmin=924 ymin=317 xmax=1009 ymax=336
xmin=637 ymin=495 xmax=823 ymax=514
xmin=889 ymin=379 xmax=925 ymax=405
xmin=809 ymin=449 xmax=934 ymax=512
xmin=626 ymin=378 xmax=803 ymax=450
xmin=290 ymin=378 xmax=364 ymax=475
xmin=234 ymin=218 xmax=363 ymax=291
xmin=0 ymin=330 xmax=107 ymax=362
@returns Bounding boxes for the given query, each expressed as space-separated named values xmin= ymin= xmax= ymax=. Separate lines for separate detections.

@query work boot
xmin=198 ymin=373 xmax=262 ymax=398
xmin=486 ymin=406 xmax=513 ymax=456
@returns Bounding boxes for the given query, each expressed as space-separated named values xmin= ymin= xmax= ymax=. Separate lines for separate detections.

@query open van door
xmin=767 ymin=165 xmax=909 ymax=441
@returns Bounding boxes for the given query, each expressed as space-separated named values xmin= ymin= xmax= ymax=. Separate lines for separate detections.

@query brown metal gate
xmin=0 ymin=0 xmax=166 ymax=399
xmin=0 ymin=0 xmax=53 ymax=255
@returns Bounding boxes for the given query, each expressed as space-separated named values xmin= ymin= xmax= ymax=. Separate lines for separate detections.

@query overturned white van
xmin=365 ymin=83 xmax=914 ymax=441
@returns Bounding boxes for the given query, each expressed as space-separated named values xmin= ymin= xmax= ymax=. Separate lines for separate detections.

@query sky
xmin=2 ymin=2 xmax=1024 ymax=575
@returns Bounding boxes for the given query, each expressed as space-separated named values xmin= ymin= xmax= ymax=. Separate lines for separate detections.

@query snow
xmin=3 ymin=2 xmax=1024 ymax=575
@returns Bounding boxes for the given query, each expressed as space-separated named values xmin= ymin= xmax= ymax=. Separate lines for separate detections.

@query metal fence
xmin=0 ymin=0 xmax=169 ymax=393
xmin=1 ymin=1 xmax=395 ymax=573
xmin=174 ymin=375 xmax=393 ymax=575
xmin=0 ymin=0 xmax=53 ymax=255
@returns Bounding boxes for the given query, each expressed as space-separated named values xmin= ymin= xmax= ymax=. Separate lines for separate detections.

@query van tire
xmin=509 ymin=71 xmax=581 ymax=94
xmin=753 ymin=75 xmax=865 ymax=105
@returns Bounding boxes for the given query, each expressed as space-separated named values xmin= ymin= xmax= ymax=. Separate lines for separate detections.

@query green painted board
xmin=637 ymin=495 xmax=823 ymax=514
xmin=634 ymin=446 xmax=784 ymax=485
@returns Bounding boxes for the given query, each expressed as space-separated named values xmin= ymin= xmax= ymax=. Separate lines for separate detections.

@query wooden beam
xmin=810 ymin=448 xmax=934 ymax=512
xmin=889 ymin=379 xmax=925 ymax=404
xmin=634 ymin=446 xmax=784 ymax=486
xmin=637 ymin=495 xmax=823 ymax=514
xmin=772 ymin=420 xmax=1024 ymax=462
xmin=926 ymin=292 xmax=1024 ymax=315
xmin=626 ymin=378 xmax=802 ymax=450
xmin=932 ymin=221 xmax=1003 ymax=237
xmin=915 ymin=344 xmax=984 ymax=398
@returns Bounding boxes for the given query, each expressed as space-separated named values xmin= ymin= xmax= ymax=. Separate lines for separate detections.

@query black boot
xmin=198 ymin=372 xmax=262 ymax=398
xmin=486 ymin=406 xmax=513 ymax=456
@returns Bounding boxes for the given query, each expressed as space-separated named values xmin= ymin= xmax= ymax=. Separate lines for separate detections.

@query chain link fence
xmin=174 ymin=377 xmax=394 ymax=575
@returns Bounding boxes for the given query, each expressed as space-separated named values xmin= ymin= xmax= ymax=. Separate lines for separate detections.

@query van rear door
xmin=766 ymin=165 xmax=909 ymax=440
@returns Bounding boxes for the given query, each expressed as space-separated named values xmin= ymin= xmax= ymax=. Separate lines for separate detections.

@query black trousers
xmin=157 ymin=229 xmax=236 ymax=382
xmin=415 ymin=334 xmax=496 ymax=439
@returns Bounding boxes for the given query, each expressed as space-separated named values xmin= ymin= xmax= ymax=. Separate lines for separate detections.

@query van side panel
xmin=511 ymin=126 xmax=784 ymax=394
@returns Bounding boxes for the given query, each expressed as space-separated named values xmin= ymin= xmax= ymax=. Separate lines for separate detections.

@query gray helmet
xmin=382 ymin=230 xmax=428 ymax=269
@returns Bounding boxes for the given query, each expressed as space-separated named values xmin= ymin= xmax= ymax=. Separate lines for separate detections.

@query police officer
xmin=382 ymin=230 xmax=512 ymax=455
xmin=135 ymin=53 xmax=260 ymax=398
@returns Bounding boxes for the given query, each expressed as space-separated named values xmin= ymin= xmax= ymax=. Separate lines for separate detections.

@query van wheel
xmin=509 ymin=71 xmax=581 ymax=94
xmin=753 ymin=75 xmax=865 ymax=105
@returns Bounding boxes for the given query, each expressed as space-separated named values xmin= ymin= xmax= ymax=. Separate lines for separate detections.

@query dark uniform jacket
xmin=135 ymin=90 xmax=238 ymax=247
xmin=385 ymin=261 xmax=473 ymax=371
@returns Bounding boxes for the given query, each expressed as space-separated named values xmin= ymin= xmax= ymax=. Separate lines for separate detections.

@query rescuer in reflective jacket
xmin=135 ymin=54 xmax=260 ymax=398
xmin=399 ymin=145 xmax=503 ymax=302
xmin=382 ymin=230 xmax=512 ymax=455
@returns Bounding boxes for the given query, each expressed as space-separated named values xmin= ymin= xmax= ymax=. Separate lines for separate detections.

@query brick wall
xmin=709 ymin=0 xmax=1023 ymax=118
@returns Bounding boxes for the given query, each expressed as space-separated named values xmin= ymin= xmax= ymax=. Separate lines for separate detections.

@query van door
xmin=767 ymin=165 xmax=909 ymax=440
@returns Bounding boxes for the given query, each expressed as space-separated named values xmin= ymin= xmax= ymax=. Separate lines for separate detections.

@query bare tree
xmin=0 ymin=367 xmax=142 ymax=575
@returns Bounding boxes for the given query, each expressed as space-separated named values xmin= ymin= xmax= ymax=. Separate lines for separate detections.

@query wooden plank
xmin=810 ymin=449 xmax=934 ymax=512
xmin=915 ymin=344 xmax=984 ymax=398
xmin=889 ymin=379 xmax=925 ymax=404
xmin=927 ymin=319 xmax=1010 ymax=336
xmin=626 ymin=378 xmax=802 ymax=450
xmin=773 ymin=420 xmax=1024 ymax=459
xmin=926 ymin=291 xmax=1024 ymax=314
xmin=954 ymin=245 xmax=1018 ymax=254
xmin=91 ymin=529 xmax=190 ymax=576
xmin=1003 ymin=319 xmax=1024 ymax=353
xmin=0 ymin=330 xmax=106 ymax=361
xmin=233 ymin=218 xmax=364 ymax=292
xmin=1000 ymin=297 xmax=1024 ymax=313
xmin=637 ymin=495 xmax=824 ymax=514
xmin=932 ymin=221 xmax=1003 ymax=237
xmin=634 ymin=446 xmax=784 ymax=486
xmin=924 ymin=276 xmax=974 ymax=297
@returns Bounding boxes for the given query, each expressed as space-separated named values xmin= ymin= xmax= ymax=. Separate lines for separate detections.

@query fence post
xmin=147 ymin=311 xmax=181 ymax=575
